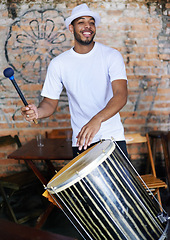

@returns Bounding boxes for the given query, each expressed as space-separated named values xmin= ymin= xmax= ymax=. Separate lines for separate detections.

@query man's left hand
xmin=76 ymin=117 xmax=102 ymax=151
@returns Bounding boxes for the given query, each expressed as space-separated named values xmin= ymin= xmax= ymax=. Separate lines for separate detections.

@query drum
xmin=46 ymin=140 xmax=169 ymax=240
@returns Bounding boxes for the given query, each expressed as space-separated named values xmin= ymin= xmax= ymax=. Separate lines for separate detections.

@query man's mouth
xmin=82 ymin=31 xmax=92 ymax=37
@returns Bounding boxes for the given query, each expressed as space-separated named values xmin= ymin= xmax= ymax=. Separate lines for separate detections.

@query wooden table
xmin=8 ymin=138 xmax=73 ymax=228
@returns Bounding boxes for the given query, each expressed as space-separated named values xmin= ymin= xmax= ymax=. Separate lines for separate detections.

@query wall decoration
xmin=5 ymin=9 xmax=72 ymax=84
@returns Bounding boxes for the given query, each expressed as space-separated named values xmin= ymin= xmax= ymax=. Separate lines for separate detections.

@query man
xmin=21 ymin=4 xmax=128 ymax=157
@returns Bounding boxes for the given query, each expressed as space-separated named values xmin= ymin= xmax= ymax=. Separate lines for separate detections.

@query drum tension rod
xmin=43 ymin=185 xmax=53 ymax=191
xmin=157 ymin=212 xmax=170 ymax=223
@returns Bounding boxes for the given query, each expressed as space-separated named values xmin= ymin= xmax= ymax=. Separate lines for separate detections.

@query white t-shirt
xmin=41 ymin=42 xmax=127 ymax=146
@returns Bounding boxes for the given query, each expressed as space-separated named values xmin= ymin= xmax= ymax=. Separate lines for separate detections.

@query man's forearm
xmin=94 ymin=80 xmax=128 ymax=123
xmin=95 ymin=93 xmax=127 ymax=123
xmin=76 ymin=80 xmax=128 ymax=150
xmin=37 ymin=97 xmax=58 ymax=119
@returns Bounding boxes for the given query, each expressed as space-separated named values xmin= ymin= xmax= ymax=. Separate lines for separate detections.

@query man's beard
xmin=73 ymin=30 xmax=95 ymax=45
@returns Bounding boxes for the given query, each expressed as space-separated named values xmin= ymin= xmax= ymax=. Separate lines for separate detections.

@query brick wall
xmin=0 ymin=0 xmax=169 ymax=176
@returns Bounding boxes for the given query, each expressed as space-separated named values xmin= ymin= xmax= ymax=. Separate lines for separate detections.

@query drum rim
xmin=47 ymin=140 xmax=115 ymax=193
xmin=158 ymin=220 xmax=169 ymax=240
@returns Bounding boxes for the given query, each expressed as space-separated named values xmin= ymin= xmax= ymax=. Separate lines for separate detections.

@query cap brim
xmin=65 ymin=11 xmax=100 ymax=29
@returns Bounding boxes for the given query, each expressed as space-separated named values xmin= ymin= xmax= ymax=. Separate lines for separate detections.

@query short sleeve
xmin=41 ymin=59 xmax=63 ymax=99
xmin=108 ymin=50 xmax=127 ymax=82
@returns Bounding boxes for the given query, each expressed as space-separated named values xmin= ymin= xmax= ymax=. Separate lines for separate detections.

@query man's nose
xmin=84 ymin=22 xmax=91 ymax=28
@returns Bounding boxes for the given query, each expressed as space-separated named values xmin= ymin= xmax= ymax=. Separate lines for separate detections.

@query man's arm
xmin=76 ymin=79 xmax=128 ymax=150
xmin=21 ymin=97 xmax=58 ymax=122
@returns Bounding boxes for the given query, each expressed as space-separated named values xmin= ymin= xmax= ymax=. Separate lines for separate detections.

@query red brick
xmin=124 ymin=119 xmax=146 ymax=124
xmin=0 ymin=159 xmax=18 ymax=165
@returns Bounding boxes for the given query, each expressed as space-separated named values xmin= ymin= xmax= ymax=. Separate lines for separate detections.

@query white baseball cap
xmin=65 ymin=4 xmax=101 ymax=29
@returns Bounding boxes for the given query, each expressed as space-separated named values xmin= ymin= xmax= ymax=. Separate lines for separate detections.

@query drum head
xmin=47 ymin=140 xmax=115 ymax=193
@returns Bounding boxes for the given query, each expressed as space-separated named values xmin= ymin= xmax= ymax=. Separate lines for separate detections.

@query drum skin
xmin=47 ymin=140 xmax=168 ymax=240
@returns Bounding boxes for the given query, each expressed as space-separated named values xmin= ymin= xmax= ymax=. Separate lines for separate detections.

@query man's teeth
xmin=83 ymin=32 xmax=91 ymax=35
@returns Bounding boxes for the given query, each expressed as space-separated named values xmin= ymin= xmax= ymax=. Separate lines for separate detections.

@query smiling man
xmin=21 ymin=4 xmax=128 ymax=157
xmin=69 ymin=16 xmax=96 ymax=49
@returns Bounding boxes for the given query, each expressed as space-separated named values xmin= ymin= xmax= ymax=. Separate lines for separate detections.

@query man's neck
xmin=73 ymin=41 xmax=95 ymax=54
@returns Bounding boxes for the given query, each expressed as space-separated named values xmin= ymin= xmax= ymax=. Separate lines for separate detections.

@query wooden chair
xmin=0 ymin=135 xmax=40 ymax=224
xmin=45 ymin=128 xmax=72 ymax=140
xmin=125 ymin=133 xmax=168 ymax=207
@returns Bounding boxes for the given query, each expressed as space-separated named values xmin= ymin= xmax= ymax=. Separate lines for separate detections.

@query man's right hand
xmin=21 ymin=104 xmax=38 ymax=122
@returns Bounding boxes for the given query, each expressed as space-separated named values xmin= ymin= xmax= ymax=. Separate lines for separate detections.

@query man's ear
xmin=69 ymin=24 xmax=74 ymax=34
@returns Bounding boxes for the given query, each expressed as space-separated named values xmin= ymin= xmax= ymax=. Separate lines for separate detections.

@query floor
xmin=0 ymin=181 xmax=170 ymax=240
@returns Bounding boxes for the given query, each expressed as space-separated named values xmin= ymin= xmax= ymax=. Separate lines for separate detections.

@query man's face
xmin=69 ymin=16 xmax=96 ymax=45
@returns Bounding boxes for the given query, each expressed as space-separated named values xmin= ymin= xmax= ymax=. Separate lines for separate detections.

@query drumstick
xmin=3 ymin=67 xmax=38 ymax=124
